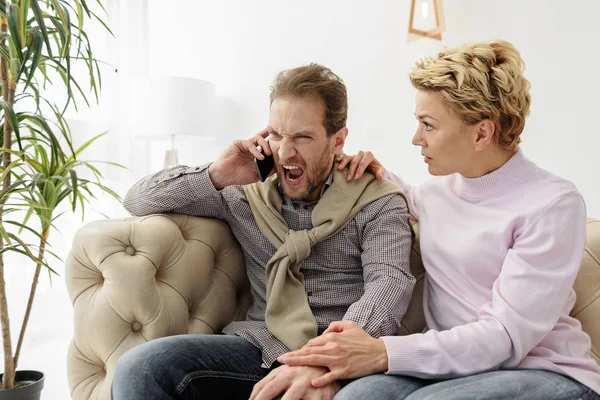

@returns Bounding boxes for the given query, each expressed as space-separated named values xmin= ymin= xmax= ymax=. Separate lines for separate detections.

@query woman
xmin=256 ymin=40 xmax=600 ymax=399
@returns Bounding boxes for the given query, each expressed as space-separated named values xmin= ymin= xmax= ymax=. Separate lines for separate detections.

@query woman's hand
xmin=336 ymin=151 xmax=386 ymax=180
xmin=277 ymin=321 xmax=389 ymax=387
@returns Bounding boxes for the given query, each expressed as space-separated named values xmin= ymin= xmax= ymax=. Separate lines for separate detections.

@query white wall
xmin=146 ymin=0 xmax=600 ymax=217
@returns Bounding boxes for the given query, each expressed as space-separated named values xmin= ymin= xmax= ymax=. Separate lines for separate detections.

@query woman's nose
xmin=412 ymin=130 xmax=425 ymax=147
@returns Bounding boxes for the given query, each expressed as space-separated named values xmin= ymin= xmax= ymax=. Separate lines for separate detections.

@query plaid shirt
xmin=124 ymin=163 xmax=415 ymax=367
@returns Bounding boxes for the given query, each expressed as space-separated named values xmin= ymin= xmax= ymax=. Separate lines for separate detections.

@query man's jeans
xmin=111 ymin=334 xmax=269 ymax=399
xmin=334 ymin=370 xmax=600 ymax=400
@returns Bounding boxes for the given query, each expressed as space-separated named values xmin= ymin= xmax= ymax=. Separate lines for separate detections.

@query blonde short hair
xmin=409 ymin=40 xmax=531 ymax=150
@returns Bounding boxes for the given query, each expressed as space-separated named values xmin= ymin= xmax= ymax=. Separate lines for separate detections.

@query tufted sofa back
xmin=65 ymin=215 xmax=600 ymax=399
xmin=65 ymin=214 xmax=250 ymax=399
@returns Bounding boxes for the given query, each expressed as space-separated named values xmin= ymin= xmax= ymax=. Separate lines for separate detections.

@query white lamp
xmin=129 ymin=76 xmax=217 ymax=168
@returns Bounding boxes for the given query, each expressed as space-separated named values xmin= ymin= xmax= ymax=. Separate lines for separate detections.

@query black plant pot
xmin=0 ymin=371 xmax=44 ymax=400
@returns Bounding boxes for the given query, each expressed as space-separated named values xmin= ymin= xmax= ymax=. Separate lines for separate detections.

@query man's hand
xmin=249 ymin=365 xmax=340 ymax=400
xmin=208 ymin=128 xmax=272 ymax=189
xmin=277 ymin=321 xmax=389 ymax=387
xmin=336 ymin=151 xmax=385 ymax=180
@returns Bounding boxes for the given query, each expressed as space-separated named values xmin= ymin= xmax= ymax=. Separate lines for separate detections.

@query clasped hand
xmin=251 ymin=321 xmax=389 ymax=399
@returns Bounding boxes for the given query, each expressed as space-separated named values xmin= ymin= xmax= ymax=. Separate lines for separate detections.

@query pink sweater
xmin=382 ymin=150 xmax=600 ymax=393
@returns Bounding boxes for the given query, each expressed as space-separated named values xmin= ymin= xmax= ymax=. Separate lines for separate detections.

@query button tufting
xmin=125 ymin=246 xmax=136 ymax=256
xmin=132 ymin=322 xmax=142 ymax=332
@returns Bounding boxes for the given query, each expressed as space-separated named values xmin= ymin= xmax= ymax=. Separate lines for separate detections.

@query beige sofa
xmin=65 ymin=214 xmax=600 ymax=400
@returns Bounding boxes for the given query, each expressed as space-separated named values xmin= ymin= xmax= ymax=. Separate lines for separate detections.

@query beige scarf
xmin=243 ymin=167 xmax=407 ymax=350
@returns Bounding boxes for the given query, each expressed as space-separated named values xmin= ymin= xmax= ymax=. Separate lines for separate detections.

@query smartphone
xmin=254 ymin=148 xmax=274 ymax=182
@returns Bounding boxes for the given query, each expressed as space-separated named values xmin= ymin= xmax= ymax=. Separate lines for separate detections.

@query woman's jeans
xmin=334 ymin=370 xmax=600 ymax=400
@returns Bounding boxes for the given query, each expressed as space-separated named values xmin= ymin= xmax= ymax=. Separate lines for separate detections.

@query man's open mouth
xmin=283 ymin=165 xmax=304 ymax=183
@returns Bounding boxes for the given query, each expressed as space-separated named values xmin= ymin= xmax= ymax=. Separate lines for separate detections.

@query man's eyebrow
xmin=414 ymin=113 xmax=437 ymax=121
xmin=266 ymin=127 xmax=315 ymax=137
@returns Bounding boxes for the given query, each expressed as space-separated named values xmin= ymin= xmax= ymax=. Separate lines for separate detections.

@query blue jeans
xmin=111 ymin=334 xmax=269 ymax=399
xmin=334 ymin=370 xmax=600 ymax=400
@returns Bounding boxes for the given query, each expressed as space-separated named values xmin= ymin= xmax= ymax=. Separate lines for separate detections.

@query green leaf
xmin=55 ymin=187 xmax=70 ymax=206
xmin=0 ymin=179 xmax=27 ymax=200
xmin=77 ymin=0 xmax=92 ymax=18
xmin=84 ymin=162 xmax=103 ymax=180
xmin=94 ymin=0 xmax=106 ymax=13
xmin=0 ymin=245 xmax=26 ymax=257
xmin=90 ymin=8 xmax=113 ymax=37
xmin=0 ymin=158 xmax=25 ymax=183
xmin=36 ymin=61 xmax=53 ymax=86
xmin=41 ymin=246 xmax=62 ymax=263
xmin=90 ymin=160 xmax=127 ymax=170
xmin=0 ymin=42 xmax=10 ymax=63
xmin=25 ymin=31 xmax=43 ymax=90
xmin=29 ymin=83 xmax=41 ymax=110
xmin=20 ymin=27 xmax=44 ymax=89
xmin=10 ymin=57 xmax=20 ymax=84
xmin=7 ymin=233 xmax=38 ymax=261
xmin=35 ymin=143 xmax=50 ymax=175
xmin=91 ymin=181 xmax=122 ymax=202
xmin=48 ymin=102 xmax=75 ymax=156
xmin=77 ymin=190 xmax=85 ymax=220
xmin=19 ymin=0 xmax=30 ymax=45
xmin=7 ymin=4 xmax=23 ymax=62
xmin=4 ymin=220 xmax=47 ymax=243
xmin=46 ymin=59 xmax=91 ymax=109
xmin=30 ymin=0 xmax=53 ymax=58
xmin=74 ymin=0 xmax=84 ymax=33
xmin=0 ymin=224 xmax=12 ymax=246
xmin=0 ymin=100 xmax=22 ymax=150
xmin=50 ymin=0 xmax=71 ymax=57
xmin=77 ymin=183 xmax=96 ymax=199
xmin=45 ymin=16 xmax=66 ymax=52
xmin=73 ymin=131 xmax=106 ymax=159
xmin=18 ymin=112 xmax=64 ymax=168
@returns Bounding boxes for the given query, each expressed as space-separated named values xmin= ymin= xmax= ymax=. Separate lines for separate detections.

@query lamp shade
xmin=129 ymin=76 xmax=217 ymax=137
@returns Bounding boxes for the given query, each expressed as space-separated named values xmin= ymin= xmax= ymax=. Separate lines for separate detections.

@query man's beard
xmin=282 ymin=147 xmax=333 ymax=202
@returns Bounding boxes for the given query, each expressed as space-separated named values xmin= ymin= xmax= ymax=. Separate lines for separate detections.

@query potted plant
xmin=0 ymin=0 xmax=119 ymax=397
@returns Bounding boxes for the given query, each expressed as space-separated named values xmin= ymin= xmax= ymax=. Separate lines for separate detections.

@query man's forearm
xmin=342 ymin=277 xmax=413 ymax=337
xmin=343 ymin=194 xmax=415 ymax=336
xmin=123 ymin=164 xmax=228 ymax=218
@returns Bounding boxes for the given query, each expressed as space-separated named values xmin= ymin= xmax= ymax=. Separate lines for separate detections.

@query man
xmin=112 ymin=63 xmax=414 ymax=400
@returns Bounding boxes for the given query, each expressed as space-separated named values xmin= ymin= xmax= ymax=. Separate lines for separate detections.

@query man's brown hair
xmin=270 ymin=63 xmax=348 ymax=136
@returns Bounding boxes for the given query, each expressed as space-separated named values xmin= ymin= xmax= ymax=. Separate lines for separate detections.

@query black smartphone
xmin=254 ymin=148 xmax=274 ymax=182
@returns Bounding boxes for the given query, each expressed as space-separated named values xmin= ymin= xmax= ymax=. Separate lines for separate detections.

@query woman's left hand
xmin=336 ymin=151 xmax=386 ymax=180
xmin=277 ymin=321 xmax=389 ymax=388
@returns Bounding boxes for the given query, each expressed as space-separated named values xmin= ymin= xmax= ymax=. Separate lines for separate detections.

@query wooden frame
xmin=408 ymin=0 xmax=445 ymax=41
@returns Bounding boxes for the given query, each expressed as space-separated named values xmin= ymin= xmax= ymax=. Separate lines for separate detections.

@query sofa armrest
xmin=65 ymin=214 xmax=249 ymax=400
xmin=572 ymin=218 xmax=600 ymax=365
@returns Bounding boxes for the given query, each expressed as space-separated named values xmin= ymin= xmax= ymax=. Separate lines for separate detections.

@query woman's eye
xmin=423 ymin=122 xmax=433 ymax=131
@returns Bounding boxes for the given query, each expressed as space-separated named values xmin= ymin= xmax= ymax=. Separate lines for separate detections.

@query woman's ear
xmin=474 ymin=119 xmax=495 ymax=151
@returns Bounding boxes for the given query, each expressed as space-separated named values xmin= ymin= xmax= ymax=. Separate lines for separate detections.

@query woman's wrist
xmin=374 ymin=338 xmax=389 ymax=373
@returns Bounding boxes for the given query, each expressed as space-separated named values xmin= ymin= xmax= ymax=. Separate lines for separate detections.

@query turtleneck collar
xmin=451 ymin=149 xmax=535 ymax=200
